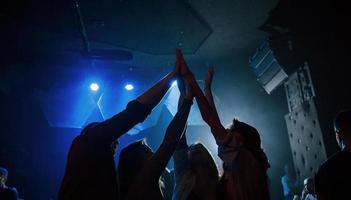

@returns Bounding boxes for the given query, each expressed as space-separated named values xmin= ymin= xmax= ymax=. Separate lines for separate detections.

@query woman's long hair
xmin=188 ymin=142 xmax=219 ymax=182
xmin=228 ymin=119 xmax=271 ymax=200
xmin=117 ymin=140 xmax=151 ymax=200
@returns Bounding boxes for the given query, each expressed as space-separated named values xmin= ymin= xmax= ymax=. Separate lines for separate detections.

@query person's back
xmin=315 ymin=109 xmax=351 ymax=200
xmin=118 ymin=140 xmax=165 ymax=200
xmin=59 ymin=128 xmax=119 ymax=199
xmin=315 ymin=150 xmax=351 ymax=199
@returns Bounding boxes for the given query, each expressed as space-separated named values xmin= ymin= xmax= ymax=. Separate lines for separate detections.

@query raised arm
xmin=175 ymin=76 xmax=189 ymax=151
xmin=149 ymin=78 xmax=193 ymax=177
xmin=173 ymin=77 xmax=191 ymax=185
xmin=136 ymin=65 xmax=179 ymax=109
xmin=204 ymin=66 xmax=220 ymax=121
xmin=176 ymin=49 xmax=227 ymax=142
xmin=85 ymin=61 xmax=180 ymax=144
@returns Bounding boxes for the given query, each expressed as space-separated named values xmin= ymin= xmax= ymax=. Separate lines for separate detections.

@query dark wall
xmin=0 ymin=86 xmax=79 ymax=199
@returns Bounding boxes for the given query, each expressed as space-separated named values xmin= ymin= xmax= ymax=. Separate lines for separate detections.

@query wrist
xmin=185 ymin=94 xmax=193 ymax=100
xmin=182 ymin=71 xmax=194 ymax=81
xmin=169 ymin=69 xmax=179 ymax=79
xmin=182 ymin=98 xmax=193 ymax=105
xmin=204 ymin=86 xmax=211 ymax=91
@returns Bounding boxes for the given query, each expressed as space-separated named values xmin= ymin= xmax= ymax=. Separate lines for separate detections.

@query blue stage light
xmin=90 ymin=83 xmax=99 ymax=91
xmin=171 ymin=81 xmax=177 ymax=87
xmin=125 ymin=84 xmax=134 ymax=91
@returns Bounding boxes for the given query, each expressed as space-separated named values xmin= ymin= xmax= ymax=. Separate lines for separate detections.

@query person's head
xmin=229 ymin=119 xmax=261 ymax=150
xmin=229 ymin=119 xmax=270 ymax=170
xmin=0 ymin=167 xmax=8 ymax=187
xmin=117 ymin=140 xmax=153 ymax=199
xmin=82 ymin=122 xmax=119 ymax=155
xmin=188 ymin=143 xmax=219 ymax=181
xmin=334 ymin=110 xmax=351 ymax=149
xmin=303 ymin=177 xmax=315 ymax=194
xmin=188 ymin=143 xmax=219 ymax=194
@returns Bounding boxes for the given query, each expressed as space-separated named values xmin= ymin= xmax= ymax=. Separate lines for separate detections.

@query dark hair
xmin=230 ymin=119 xmax=270 ymax=171
xmin=188 ymin=143 xmax=219 ymax=181
xmin=226 ymin=120 xmax=270 ymax=200
xmin=334 ymin=109 xmax=351 ymax=133
xmin=117 ymin=140 xmax=151 ymax=199
xmin=230 ymin=119 xmax=261 ymax=149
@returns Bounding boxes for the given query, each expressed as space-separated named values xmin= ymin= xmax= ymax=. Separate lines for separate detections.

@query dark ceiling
xmin=1 ymin=0 xmax=280 ymax=98
xmin=1 ymin=0 xmax=278 ymax=59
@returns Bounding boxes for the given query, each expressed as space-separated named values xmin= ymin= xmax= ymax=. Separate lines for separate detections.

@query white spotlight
xmin=125 ymin=84 xmax=134 ymax=91
xmin=90 ymin=83 xmax=99 ymax=91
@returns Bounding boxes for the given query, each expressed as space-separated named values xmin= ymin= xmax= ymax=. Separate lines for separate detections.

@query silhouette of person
xmin=58 ymin=56 xmax=181 ymax=200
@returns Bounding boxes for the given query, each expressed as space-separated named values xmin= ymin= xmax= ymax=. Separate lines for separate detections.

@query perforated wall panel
xmin=284 ymin=63 xmax=326 ymax=182
xmin=285 ymin=98 xmax=327 ymax=182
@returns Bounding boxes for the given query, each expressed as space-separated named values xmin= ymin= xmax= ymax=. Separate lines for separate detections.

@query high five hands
xmin=175 ymin=49 xmax=194 ymax=100
xmin=176 ymin=49 xmax=194 ymax=79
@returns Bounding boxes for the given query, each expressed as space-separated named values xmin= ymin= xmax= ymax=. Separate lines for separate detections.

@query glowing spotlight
xmin=90 ymin=83 xmax=99 ymax=91
xmin=171 ymin=81 xmax=177 ymax=87
xmin=125 ymin=84 xmax=134 ymax=91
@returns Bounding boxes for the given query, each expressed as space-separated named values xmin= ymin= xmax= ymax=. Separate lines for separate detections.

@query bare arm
xmin=149 ymin=79 xmax=193 ymax=177
xmin=173 ymin=77 xmax=191 ymax=192
xmin=176 ymin=49 xmax=227 ymax=141
xmin=204 ymin=66 xmax=220 ymax=121
xmin=85 ymin=58 xmax=179 ymax=144
xmin=136 ymin=68 xmax=178 ymax=109
xmin=176 ymin=77 xmax=189 ymax=150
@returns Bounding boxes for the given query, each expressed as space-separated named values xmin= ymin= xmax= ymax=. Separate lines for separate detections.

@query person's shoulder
xmin=324 ymin=151 xmax=347 ymax=165
xmin=317 ymin=151 xmax=345 ymax=175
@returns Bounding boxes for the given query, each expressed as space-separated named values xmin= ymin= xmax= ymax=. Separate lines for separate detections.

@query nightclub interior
xmin=1 ymin=0 xmax=350 ymax=200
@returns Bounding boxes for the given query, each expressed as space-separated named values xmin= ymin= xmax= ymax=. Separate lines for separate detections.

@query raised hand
xmin=176 ymin=49 xmax=193 ymax=79
xmin=204 ymin=66 xmax=214 ymax=90
xmin=184 ymin=78 xmax=194 ymax=100
xmin=177 ymin=76 xmax=186 ymax=96
xmin=172 ymin=56 xmax=181 ymax=76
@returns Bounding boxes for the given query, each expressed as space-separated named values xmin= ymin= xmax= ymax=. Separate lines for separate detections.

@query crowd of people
xmin=58 ymin=49 xmax=271 ymax=200
xmin=1 ymin=50 xmax=351 ymax=200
